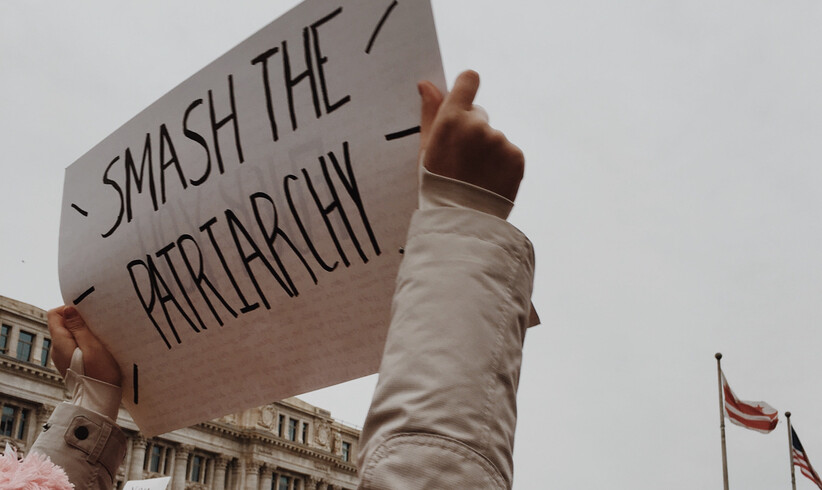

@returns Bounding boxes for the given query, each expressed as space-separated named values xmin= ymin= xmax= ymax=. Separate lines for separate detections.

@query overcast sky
xmin=3 ymin=1 xmax=822 ymax=488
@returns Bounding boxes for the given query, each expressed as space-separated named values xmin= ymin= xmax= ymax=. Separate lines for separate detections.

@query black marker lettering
xmin=102 ymin=156 xmax=125 ymax=238
xmin=326 ymin=141 xmax=380 ymax=257
xmin=284 ymin=175 xmax=338 ymax=272
xmin=250 ymin=191 xmax=317 ymax=295
xmin=156 ymin=241 xmax=205 ymax=332
xmin=251 ymin=47 xmax=281 ymax=142
xmin=145 ymin=254 xmax=190 ymax=345
xmin=124 ymin=134 xmax=159 ymax=224
xmin=184 ymin=99 xmax=213 ymax=186
xmin=177 ymin=234 xmax=238 ymax=326
xmin=208 ymin=74 xmax=244 ymax=174
xmin=225 ymin=209 xmax=294 ymax=309
xmin=159 ymin=123 xmax=187 ymax=204
xmin=301 ymin=166 xmax=351 ymax=267
xmin=200 ymin=217 xmax=259 ymax=313
xmin=282 ymin=33 xmax=321 ymax=132
xmin=127 ymin=258 xmax=172 ymax=349
xmin=311 ymin=7 xmax=350 ymax=114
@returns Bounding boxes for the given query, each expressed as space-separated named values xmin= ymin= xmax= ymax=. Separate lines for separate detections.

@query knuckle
xmin=487 ymin=128 xmax=507 ymax=145
xmin=46 ymin=307 xmax=61 ymax=322
xmin=508 ymin=148 xmax=525 ymax=176
xmin=438 ymin=111 xmax=462 ymax=129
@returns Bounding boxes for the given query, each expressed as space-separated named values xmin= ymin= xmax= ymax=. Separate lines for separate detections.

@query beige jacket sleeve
xmin=357 ymin=168 xmax=535 ymax=489
xmin=29 ymin=402 xmax=127 ymax=490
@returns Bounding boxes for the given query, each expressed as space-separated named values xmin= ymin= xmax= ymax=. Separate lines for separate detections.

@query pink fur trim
xmin=0 ymin=444 xmax=73 ymax=489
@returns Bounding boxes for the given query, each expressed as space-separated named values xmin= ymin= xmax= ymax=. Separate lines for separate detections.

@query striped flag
xmin=720 ymin=370 xmax=778 ymax=433
xmin=792 ymin=426 xmax=822 ymax=490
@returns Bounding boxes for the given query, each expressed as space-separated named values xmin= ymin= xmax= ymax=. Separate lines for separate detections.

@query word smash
xmin=101 ymin=8 xmax=349 ymax=238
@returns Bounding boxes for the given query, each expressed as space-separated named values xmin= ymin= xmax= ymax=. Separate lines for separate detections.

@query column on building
xmin=212 ymin=454 xmax=229 ymax=490
xmin=172 ymin=444 xmax=193 ymax=490
xmin=32 ymin=405 xmax=53 ymax=448
xmin=206 ymin=457 xmax=216 ymax=489
xmin=245 ymin=459 xmax=262 ymax=490
xmin=128 ymin=436 xmax=147 ymax=481
xmin=31 ymin=335 xmax=44 ymax=365
xmin=166 ymin=448 xmax=176 ymax=483
xmin=6 ymin=327 xmax=19 ymax=360
xmin=305 ymin=476 xmax=319 ymax=490
xmin=259 ymin=464 xmax=273 ymax=490
xmin=231 ymin=458 xmax=245 ymax=490
xmin=35 ymin=405 xmax=52 ymax=429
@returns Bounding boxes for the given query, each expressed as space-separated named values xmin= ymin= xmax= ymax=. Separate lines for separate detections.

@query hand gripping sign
xmin=59 ymin=0 xmax=444 ymax=436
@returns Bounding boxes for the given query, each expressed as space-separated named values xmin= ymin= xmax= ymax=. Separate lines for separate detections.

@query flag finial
xmin=786 ymin=411 xmax=792 ymax=419
xmin=715 ymin=352 xmax=722 ymax=360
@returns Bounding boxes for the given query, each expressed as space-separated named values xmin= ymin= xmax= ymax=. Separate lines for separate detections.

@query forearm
xmin=358 ymin=204 xmax=535 ymax=488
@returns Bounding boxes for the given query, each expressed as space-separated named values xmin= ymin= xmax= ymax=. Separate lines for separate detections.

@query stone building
xmin=0 ymin=295 xmax=360 ymax=489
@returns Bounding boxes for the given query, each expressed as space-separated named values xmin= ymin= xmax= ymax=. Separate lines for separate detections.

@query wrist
xmin=419 ymin=161 xmax=514 ymax=219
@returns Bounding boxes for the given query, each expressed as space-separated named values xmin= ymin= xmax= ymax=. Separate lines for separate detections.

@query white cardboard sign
xmin=123 ymin=477 xmax=171 ymax=490
xmin=59 ymin=0 xmax=444 ymax=436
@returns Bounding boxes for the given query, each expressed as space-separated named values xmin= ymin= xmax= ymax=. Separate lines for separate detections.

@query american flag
xmin=720 ymin=370 xmax=778 ymax=433
xmin=792 ymin=426 xmax=822 ymax=490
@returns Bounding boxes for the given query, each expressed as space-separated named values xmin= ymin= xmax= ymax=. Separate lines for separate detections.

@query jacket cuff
xmin=65 ymin=347 xmax=122 ymax=421
xmin=30 ymin=403 xmax=127 ymax=487
xmin=419 ymin=162 xmax=514 ymax=219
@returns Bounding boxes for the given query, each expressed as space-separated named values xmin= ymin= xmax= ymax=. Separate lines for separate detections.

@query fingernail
xmin=65 ymin=306 xmax=76 ymax=319
xmin=417 ymin=82 xmax=424 ymax=96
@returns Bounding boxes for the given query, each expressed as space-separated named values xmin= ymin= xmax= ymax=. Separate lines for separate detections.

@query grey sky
xmin=2 ymin=1 xmax=822 ymax=488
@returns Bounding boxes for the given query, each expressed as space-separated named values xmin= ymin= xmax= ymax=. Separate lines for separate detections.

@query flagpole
xmin=716 ymin=352 xmax=730 ymax=490
xmin=787 ymin=412 xmax=796 ymax=490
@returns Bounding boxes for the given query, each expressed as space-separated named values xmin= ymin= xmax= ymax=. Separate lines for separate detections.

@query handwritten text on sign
xmin=59 ymin=0 xmax=444 ymax=436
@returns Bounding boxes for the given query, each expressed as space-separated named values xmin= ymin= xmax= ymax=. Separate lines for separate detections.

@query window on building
xmin=143 ymin=442 xmax=171 ymax=475
xmin=16 ymin=331 xmax=34 ymax=362
xmin=0 ymin=406 xmax=14 ymax=436
xmin=302 ymin=422 xmax=309 ymax=443
xmin=40 ymin=338 xmax=51 ymax=367
xmin=149 ymin=445 xmax=162 ymax=473
xmin=186 ymin=453 xmax=210 ymax=484
xmin=278 ymin=414 xmax=285 ymax=437
xmin=16 ymin=409 xmax=27 ymax=440
xmin=190 ymin=455 xmax=203 ymax=482
xmin=278 ymin=475 xmax=290 ymax=490
xmin=0 ymin=325 xmax=9 ymax=354
xmin=288 ymin=418 xmax=298 ymax=441
xmin=0 ymin=404 xmax=29 ymax=440
xmin=342 ymin=441 xmax=351 ymax=462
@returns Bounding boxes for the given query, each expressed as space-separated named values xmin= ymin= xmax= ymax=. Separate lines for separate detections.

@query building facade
xmin=0 ymin=295 xmax=360 ymax=489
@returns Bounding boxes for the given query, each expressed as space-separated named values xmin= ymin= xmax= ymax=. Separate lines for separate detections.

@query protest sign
xmin=123 ymin=477 xmax=171 ymax=490
xmin=59 ymin=0 xmax=444 ymax=436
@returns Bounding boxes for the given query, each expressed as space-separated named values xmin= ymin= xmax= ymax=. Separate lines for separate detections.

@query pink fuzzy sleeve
xmin=0 ymin=444 xmax=74 ymax=490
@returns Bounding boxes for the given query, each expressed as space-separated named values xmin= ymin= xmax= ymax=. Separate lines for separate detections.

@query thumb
xmin=443 ymin=70 xmax=480 ymax=110
xmin=63 ymin=306 xmax=103 ymax=356
xmin=418 ymin=80 xmax=443 ymax=151
xmin=63 ymin=306 xmax=121 ymax=386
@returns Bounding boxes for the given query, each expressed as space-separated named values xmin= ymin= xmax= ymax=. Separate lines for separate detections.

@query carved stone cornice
xmin=0 ymin=356 xmax=63 ymax=386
